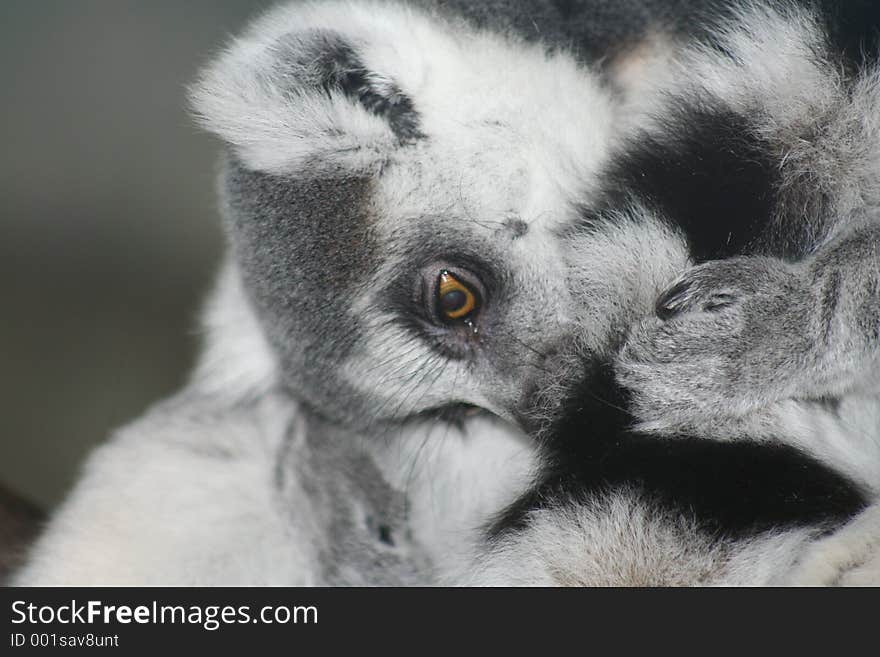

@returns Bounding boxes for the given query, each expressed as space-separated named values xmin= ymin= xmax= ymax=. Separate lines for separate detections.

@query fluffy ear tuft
xmin=190 ymin=2 xmax=426 ymax=174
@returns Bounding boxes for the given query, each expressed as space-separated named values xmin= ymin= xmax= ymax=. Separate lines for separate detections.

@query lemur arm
xmin=615 ymin=216 xmax=880 ymax=433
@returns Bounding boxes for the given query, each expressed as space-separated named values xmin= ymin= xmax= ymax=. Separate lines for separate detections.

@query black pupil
xmin=440 ymin=289 xmax=467 ymax=313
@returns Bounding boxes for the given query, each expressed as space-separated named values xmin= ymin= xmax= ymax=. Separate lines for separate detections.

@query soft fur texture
xmin=13 ymin=0 xmax=880 ymax=586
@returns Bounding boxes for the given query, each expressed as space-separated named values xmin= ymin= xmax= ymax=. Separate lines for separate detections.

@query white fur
xmin=369 ymin=415 xmax=537 ymax=579
xmin=786 ymin=504 xmax=880 ymax=585
xmin=189 ymin=259 xmax=279 ymax=401
xmin=462 ymin=491 xmax=817 ymax=586
xmin=191 ymin=0 xmax=615 ymax=189
xmin=15 ymin=389 xmax=312 ymax=585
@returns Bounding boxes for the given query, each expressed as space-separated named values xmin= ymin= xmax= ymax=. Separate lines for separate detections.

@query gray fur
xmin=615 ymin=4 xmax=880 ymax=437
xmin=619 ymin=223 xmax=880 ymax=434
xmin=222 ymin=158 xmax=382 ymax=426
xmin=283 ymin=415 xmax=434 ymax=585
xmin=416 ymin=0 xmax=736 ymax=69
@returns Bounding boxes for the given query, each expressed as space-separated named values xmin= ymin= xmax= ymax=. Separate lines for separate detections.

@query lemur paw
xmin=616 ymin=256 xmax=810 ymax=432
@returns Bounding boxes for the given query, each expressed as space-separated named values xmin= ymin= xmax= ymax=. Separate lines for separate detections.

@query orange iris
xmin=438 ymin=271 xmax=477 ymax=320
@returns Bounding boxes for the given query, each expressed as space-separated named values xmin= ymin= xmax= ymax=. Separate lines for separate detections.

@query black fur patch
xmin=273 ymin=30 xmax=424 ymax=143
xmin=490 ymin=362 xmax=867 ymax=541
xmin=818 ymin=0 xmax=880 ymax=70
xmin=311 ymin=34 xmax=424 ymax=142
xmin=587 ymin=105 xmax=788 ymax=262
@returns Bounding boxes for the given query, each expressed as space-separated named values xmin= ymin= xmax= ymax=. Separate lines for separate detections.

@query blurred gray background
xmin=1 ymin=1 xmax=267 ymax=511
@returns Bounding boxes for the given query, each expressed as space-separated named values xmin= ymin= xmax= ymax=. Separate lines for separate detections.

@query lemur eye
xmin=437 ymin=270 xmax=478 ymax=321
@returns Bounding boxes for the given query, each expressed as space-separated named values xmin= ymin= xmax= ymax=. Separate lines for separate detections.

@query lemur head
xmin=191 ymin=0 xmax=683 ymax=429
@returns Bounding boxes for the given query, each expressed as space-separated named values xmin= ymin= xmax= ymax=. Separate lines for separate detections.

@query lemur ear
xmin=190 ymin=4 xmax=426 ymax=174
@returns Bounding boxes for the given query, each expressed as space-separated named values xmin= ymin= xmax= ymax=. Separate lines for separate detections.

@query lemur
xmin=14 ymin=0 xmax=880 ymax=585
